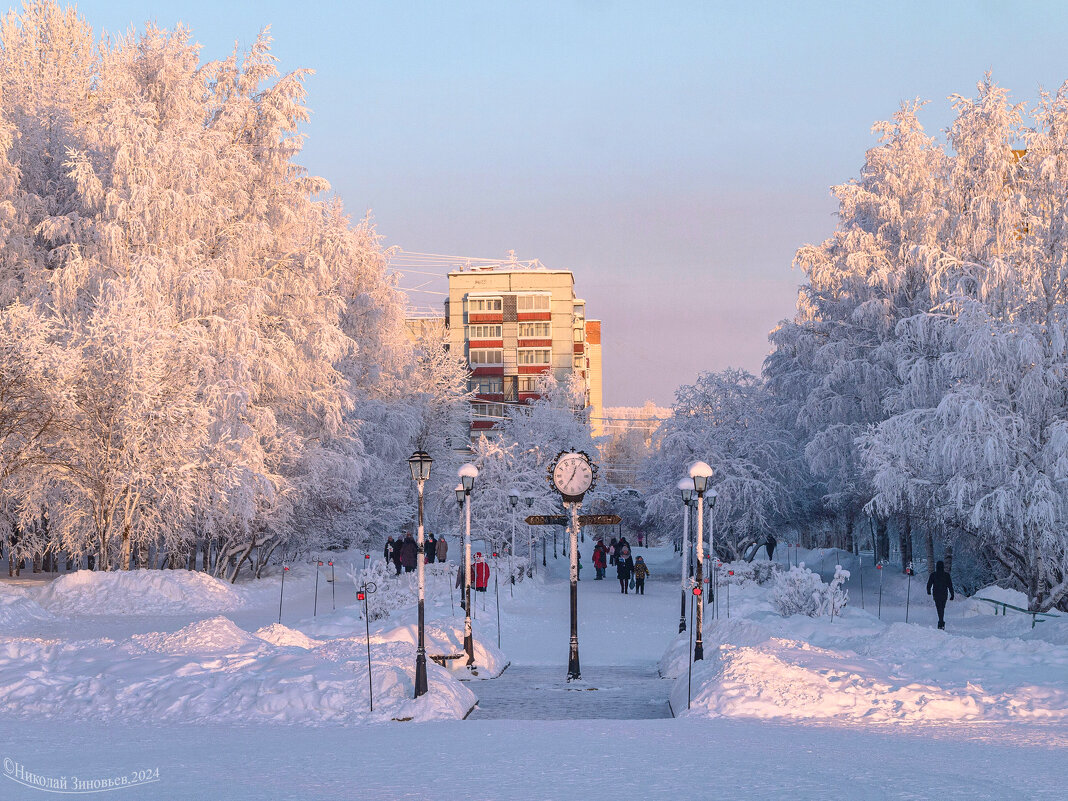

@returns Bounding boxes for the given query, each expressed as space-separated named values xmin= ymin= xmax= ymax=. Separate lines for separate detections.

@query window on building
xmin=519 ymin=375 xmax=540 ymax=392
xmin=472 ymin=402 xmax=505 ymax=420
xmin=573 ymin=327 xmax=584 ymax=342
xmin=469 ymin=377 xmax=503 ymax=394
xmin=518 ymin=348 xmax=551 ymax=365
xmin=469 ymin=349 xmax=503 ymax=365
xmin=573 ymin=303 xmax=585 ymax=320
xmin=573 ymin=353 xmax=585 ymax=368
xmin=466 ymin=324 xmax=502 ymax=340
xmin=517 ymin=294 xmax=551 ymax=312
xmin=518 ymin=321 xmax=551 ymax=338
xmin=468 ymin=297 xmax=502 ymax=313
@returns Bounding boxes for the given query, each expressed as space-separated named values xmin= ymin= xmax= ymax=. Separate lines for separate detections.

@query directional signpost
xmin=525 ymin=514 xmax=621 ymax=527
xmin=526 ymin=515 xmax=569 ymax=527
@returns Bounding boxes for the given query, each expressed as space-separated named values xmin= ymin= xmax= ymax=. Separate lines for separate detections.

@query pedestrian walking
xmin=926 ymin=560 xmax=955 ymax=630
xmin=616 ymin=545 xmax=634 ymax=594
xmin=764 ymin=533 xmax=777 ymax=561
xmin=592 ymin=541 xmax=607 ymax=579
xmin=391 ymin=535 xmax=403 ymax=574
xmin=384 ymin=535 xmax=396 ymax=565
xmin=399 ymin=532 xmax=418 ymax=573
xmin=424 ymin=532 xmax=437 ymax=564
xmin=637 ymin=532 xmax=644 ymax=548
xmin=436 ymin=535 xmax=448 ymax=563
xmin=472 ymin=553 xmax=490 ymax=592
xmin=633 ymin=555 xmax=650 ymax=595
xmin=608 ymin=538 xmax=618 ymax=566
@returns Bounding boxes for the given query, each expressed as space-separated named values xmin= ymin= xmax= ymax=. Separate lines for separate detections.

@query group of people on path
xmin=383 ymin=532 xmax=448 ymax=575
xmin=591 ymin=537 xmax=650 ymax=595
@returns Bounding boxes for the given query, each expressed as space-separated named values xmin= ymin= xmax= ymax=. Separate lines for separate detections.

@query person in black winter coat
xmin=764 ymin=533 xmax=777 ymax=561
xmin=399 ymin=533 xmax=418 ymax=573
xmin=616 ymin=546 xmax=634 ymax=594
xmin=926 ymin=560 xmax=955 ymax=630
xmin=424 ymin=533 xmax=436 ymax=564
xmin=390 ymin=536 xmax=402 ymax=574
xmin=384 ymin=536 xmax=396 ymax=563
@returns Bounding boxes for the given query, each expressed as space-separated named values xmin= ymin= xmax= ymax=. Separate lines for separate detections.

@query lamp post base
xmin=415 ymin=649 xmax=429 ymax=697
xmin=567 ymin=638 xmax=581 ymax=682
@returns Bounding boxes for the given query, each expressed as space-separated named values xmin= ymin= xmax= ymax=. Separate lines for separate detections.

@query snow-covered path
xmin=1 ymin=717 xmax=1063 ymax=801
xmin=468 ymin=665 xmax=672 ymax=719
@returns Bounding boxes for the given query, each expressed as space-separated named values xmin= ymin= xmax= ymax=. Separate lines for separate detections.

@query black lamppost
xmin=407 ymin=450 xmax=433 ymax=697
xmin=458 ymin=464 xmax=478 ymax=666
xmin=678 ymin=479 xmax=693 ymax=633
xmin=690 ymin=461 xmax=713 ymax=661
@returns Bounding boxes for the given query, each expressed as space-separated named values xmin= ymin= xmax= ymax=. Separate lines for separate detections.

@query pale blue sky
xmin=36 ymin=1 xmax=1068 ymax=404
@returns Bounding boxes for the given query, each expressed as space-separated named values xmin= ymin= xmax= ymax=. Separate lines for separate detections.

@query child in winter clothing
xmin=633 ymin=556 xmax=650 ymax=595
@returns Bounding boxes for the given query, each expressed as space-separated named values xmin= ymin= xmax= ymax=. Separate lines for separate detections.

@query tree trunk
xmin=944 ymin=543 xmax=954 ymax=575
xmin=925 ymin=526 xmax=935 ymax=571
xmin=899 ymin=515 xmax=914 ymax=572
xmin=876 ymin=517 xmax=890 ymax=563
xmin=843 ymin=516 xmax=855 ymax=554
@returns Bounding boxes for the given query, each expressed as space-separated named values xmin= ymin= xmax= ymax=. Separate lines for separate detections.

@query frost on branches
xmin=771 ymin=564 xmax=849 ymax=618
xmin=766 ymin=77 xmax=1068 ymax=612
xmin=640 ymin=369 xmax=810 ymax=560
xmin=0 ymin=3 xmax=469 ymax=579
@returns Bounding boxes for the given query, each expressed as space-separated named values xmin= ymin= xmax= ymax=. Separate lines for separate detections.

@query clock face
xmin=552 ymin=453 xmax=593 ymax=497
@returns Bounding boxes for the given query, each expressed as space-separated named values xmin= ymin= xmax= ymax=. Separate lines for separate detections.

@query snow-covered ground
xmin=0 ymin=544 xmax=1065 ymax=800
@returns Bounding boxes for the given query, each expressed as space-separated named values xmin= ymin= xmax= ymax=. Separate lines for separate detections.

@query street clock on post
xmin=549 ymin=450 xmax=596 ymax=502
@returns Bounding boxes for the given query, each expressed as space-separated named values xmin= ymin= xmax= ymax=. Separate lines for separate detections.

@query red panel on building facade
xmin=518 ymin=392 xmax=543 ymax=403
xmin=468 ymin=339 xmax=504 ymax=349
xmin=474 ymin=393 xmax=505 ymax=402
xmin=471 ymin=420 xmax=497 ymax=430
xmin=471 ymin=366 xmax=505 ymax=376
xmin=518 ymin=338 xmax=553 ymax=348
xmin=517 ymin=312 xmax=552 ymax=322
xmin=573 ymin=343 xmax=584 ymax=353
xmin=469 ymin=313 xmax=503 ymax=324
xmin=518 ymin=365 xmax=551 ymax=375
xmin=586 ymin=320 xmax=601 ymax=345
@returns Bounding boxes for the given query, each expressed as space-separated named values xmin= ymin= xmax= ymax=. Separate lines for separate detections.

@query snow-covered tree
xmin=470 ymin=374 xmax=600 ymax=553
xmin=642 ymin=369 xmax=805 ymax=560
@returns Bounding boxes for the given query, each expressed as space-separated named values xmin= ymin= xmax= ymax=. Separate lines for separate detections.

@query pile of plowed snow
xmin=0 ymin=586 xmax=54 ymax=629
xmin=665 ymin=585 xmax=1068 ymax=724
xmin=253 ymin=623 xmax=324 ymax=650
xmin=0 ymin=616 xmax=477 ymax=725
xmin=132 ymin=617 xmax=261 ymax=654
xmin=672 ymin=635 xmax=1068 ymax=723
xmin=35 ymin=569 xmax=246 ymax=615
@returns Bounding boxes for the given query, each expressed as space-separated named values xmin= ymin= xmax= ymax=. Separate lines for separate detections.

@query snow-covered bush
xmin=771 ymin=563 xmax=849 ymax=617
xmin=349 ymin=560 xmax=417 ymax=622
xmin=716 ymin=560 xmax=784 ymax=587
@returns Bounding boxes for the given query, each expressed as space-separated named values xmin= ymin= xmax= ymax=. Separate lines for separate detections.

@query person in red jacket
xmin=592 ymin=541 xmax=607 ymax=580
xmin=472 ymin=553 xmax=491 ymax=592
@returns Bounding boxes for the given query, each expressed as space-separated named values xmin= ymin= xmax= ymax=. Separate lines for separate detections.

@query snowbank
xmin=254 ymin=623 xmax=325 ymax=650
xmin=0 ymin=617 xmax=476 ymax=725
xmin=35 ymin=569 xmax=246 ymax=615
xmin=671 ymin=633 xmax=1068 ymax=723
xmin=132 ymin=616 xmax=260 ymax=654
xmin=0 ymin=586 xmax=54 ymax=630
xmin=665 ymin=579 xmax=1068 ymax=724
xmin=963 ymin=585 xmax=1031 ymax=617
